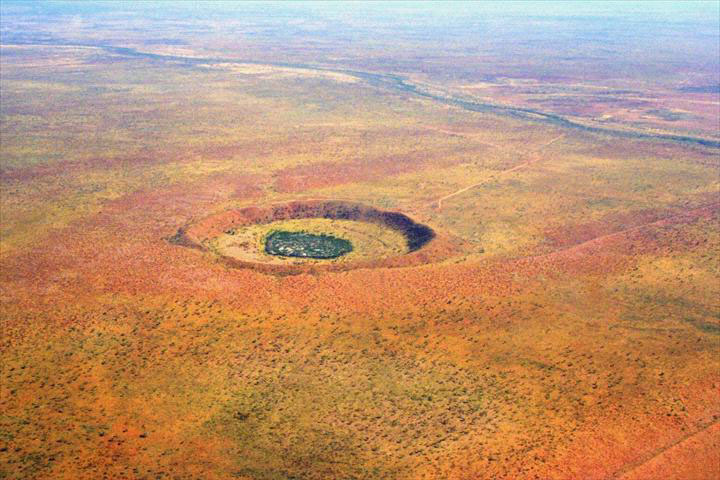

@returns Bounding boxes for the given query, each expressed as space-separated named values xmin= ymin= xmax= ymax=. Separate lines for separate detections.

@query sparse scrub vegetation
xmin=1 ymin=2 xmax=718 ymax=479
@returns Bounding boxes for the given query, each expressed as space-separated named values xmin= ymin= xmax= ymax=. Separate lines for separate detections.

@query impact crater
xmin=170 ymin=200 xmax=461 ymax=273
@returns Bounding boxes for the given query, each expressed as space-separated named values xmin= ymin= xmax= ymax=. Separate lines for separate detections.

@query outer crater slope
xmin=171 ymin=200 xmax=460 ymax=273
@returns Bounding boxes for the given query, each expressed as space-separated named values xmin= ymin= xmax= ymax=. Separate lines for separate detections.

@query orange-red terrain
xmin=1 ymin=2 xmax=719 ymax=479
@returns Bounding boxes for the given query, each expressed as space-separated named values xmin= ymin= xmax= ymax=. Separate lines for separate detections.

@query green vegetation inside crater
xmin=265 ymin=231 xmax=353 ymax=259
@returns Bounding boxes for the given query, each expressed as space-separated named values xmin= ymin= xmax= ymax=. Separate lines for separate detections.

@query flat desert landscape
xmin=1 ymin=1 xmax=719 ymax=479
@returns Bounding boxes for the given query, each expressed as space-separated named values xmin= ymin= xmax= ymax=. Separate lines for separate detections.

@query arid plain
xmin=1 ymin=3 xmax=719 ymax=479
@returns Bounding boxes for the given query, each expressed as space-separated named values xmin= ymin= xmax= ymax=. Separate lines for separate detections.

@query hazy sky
xmin=2 ymin=0 xmax=719 ymax=22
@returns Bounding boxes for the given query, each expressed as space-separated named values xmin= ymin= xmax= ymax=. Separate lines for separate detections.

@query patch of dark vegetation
xmin=143 ymin=38 xmax=189 ymax=46
xmin=695 ymin=322 xmax=720 ymax=335
xmin=265 ymin=231 xmax=353 ymax=259
xmin=683 ymin=317 xmax=720 ymax=335
xmin=645 ymin=109 xmax=693 ymax=122
xmin=677 ymin=84 xmax=720 ymax=94
xmin=167 ymin=228 xmax=203 ymax=250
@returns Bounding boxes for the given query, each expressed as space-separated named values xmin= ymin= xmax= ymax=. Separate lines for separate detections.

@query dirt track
xmin=613 ymin=418 xmax=720 ymax=479
xmin=434 ymin=134 xmax=565 ymax=209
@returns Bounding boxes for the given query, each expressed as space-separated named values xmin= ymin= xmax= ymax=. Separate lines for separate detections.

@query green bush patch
xmin=265 ymin=231 xmax=353 ymax=259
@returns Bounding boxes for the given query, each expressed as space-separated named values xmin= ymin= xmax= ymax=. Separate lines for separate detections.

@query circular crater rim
xmin=169 ymin=200 xmax=462 ymax=274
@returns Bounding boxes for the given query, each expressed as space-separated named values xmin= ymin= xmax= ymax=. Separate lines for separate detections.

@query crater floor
xmin=210 ymin=218 xmax=407 ymax=265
